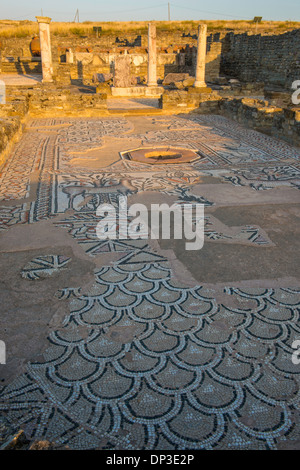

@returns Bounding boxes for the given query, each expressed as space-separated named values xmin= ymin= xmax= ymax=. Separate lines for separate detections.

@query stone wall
xmin=54 ymin=52 xmax=183 ymax=84
xmin=1 ymin=29 xmax=300 ymax=90
xmin=160 ymin=89 xmax=222 ymax=113
xmin=53 ymin=49 xmax=221 ymax=85
xmin=0 ymin=30 xmax=220 ymax=57
xmin=221 ymin=30 xmax=300 ymax=89
xmin=0 ymin=87 xmax=29 ymax=165
xmin=219 ymin=98 xmax=300 ymax=147
xmin=161 ymin=91 xmax=300 ymax=147
xmin=0 ymin=32 xmax=222 ymax=83
xmin=0 ymin=117 xmax=22 ymax=166
xmin=27 ymin=86 xmax=107 ymax=117
xmin=0 ymin=98 xmax=28 ymax=119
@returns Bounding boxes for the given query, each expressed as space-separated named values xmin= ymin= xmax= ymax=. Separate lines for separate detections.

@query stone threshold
xmin=111 ymin=86 xmax=164 ymax=98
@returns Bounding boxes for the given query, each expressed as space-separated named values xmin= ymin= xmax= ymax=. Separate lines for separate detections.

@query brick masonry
xmin=221 ymin=30 xmax=300 ymax=89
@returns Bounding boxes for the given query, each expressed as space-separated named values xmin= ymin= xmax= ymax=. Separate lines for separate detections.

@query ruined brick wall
xmin=0 ymin=117 xmax=22 ymax=165
xmin=27 ymin=86 xmax=107 ymax=117
xmin=219 ymin=97 xmax=300 ymax=146
xmin=161 ymin=89 xmax=222 ymax=113
xmin=53 ymin=50 xmax=221 ymax=84
xmin=0 ymin=31 xmax=218 ymax=57
xmin=2 ymin=29 xmax=300 ymax=90
xmin=0 ymin=86 xmax=30 ymax=164
xmin=51 ymin=31 xmax=222 ymax=82
xmin=221 ymin=30 xmax=300 ymax=89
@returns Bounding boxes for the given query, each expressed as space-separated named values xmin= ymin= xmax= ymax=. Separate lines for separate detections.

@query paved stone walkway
xmin=0 ymin=114 xmax=300 ymax=449
xmin=0 ymin=74 xmax=42 ymax=86
xmin=107 ymin=98 xmax=159 ymax=109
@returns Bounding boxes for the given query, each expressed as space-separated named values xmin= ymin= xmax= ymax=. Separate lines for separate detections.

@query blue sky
xmin=1 ymin=0 xmax=300 ymax=22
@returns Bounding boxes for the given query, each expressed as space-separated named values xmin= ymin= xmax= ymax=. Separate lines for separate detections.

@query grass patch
xmin=0 ymin=19 xmax=299 ymax=39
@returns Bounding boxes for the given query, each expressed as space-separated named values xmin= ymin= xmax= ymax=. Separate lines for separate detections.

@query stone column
xmin=36 ymin=16 xmax=53 ymax=83
xmin=194 ymin=24 xmax=207 ymax=88
xmin=147 ymin=23 xmax=157 ymax=87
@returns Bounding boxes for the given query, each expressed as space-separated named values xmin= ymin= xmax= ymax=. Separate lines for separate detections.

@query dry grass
xmin=0 ymin=19 xmax=299 ymax=38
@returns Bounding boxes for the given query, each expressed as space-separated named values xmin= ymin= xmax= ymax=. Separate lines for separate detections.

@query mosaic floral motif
xmin=202 ymin=166 xmax=300 ymax=191
xmin=164 ymin=186 xmax=214 ymax=206
xmin=1 ymin=115 xmax=299 ymax=212
xmin=21 ymin=255 xmax=72 ymax=280
xmin=46 ymin=172 xmax=202 ymax=217
xmin=0 ymin=115 xmax=300 ymax=450
xmin=1 ymin=262 xmax=300 ymax=449
xmin=55 ymin=211 xmax=163 ymax=259
xmin=192 ymin=115 xmax=300 ymax=161
xmin=202 ymin=216 xmax=273 ymax=246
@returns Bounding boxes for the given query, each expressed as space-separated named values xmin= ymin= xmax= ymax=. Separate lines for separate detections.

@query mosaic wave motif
xmin=1 ymin=262 xmax=300 ymax=450
xmin=1 ymin=116 xmax=300 ymax=450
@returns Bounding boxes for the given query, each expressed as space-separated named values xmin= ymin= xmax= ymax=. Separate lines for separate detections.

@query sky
xmin=0 ymin=0 xmax=299 ymax=22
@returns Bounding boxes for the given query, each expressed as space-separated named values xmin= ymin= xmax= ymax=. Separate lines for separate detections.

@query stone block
xmin=113 ymin=55 xmax=132 ymax=88
xmin=163 ymin=73 xmax=190 ymax=85
xmin=75 ymin=52 xmax=93 ymax=65
xmin=93 ymin=73 xmax=113 ymax=83
xmin=96 ymin=83 xmax=112 ymax=95
xmin=92 ymin=55 xmax=105 ymax=66
xmin=182 ymin=77 xmax=195 ymax=87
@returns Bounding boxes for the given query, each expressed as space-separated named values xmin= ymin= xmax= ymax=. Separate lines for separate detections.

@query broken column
xmin=66 ymin=48 xmax=74 ymax=64
xmin=36 ymin=16 xmax=53 ymax=83
xmin=194 ymin=24 xmax=207 ymax=88
xmin=147 ymin=23 xmax=157 ymax=87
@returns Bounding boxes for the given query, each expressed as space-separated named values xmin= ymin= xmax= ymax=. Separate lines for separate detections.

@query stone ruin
xmin=0 ymin=17 xmax=299 ymax=160
xmin=113 ymin=54 xmax=132 ymax=88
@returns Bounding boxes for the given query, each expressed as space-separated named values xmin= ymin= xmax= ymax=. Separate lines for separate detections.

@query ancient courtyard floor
xmin=0 ymin=113 xmax=300 ymax=450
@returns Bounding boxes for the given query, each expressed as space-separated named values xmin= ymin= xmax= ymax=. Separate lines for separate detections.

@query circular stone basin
xmin=126 ymin=147 xmax=202 ymax=165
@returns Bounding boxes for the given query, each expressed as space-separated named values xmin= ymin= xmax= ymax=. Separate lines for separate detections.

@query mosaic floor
xmin=0 ymin=114 xmax=300 ymax=450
